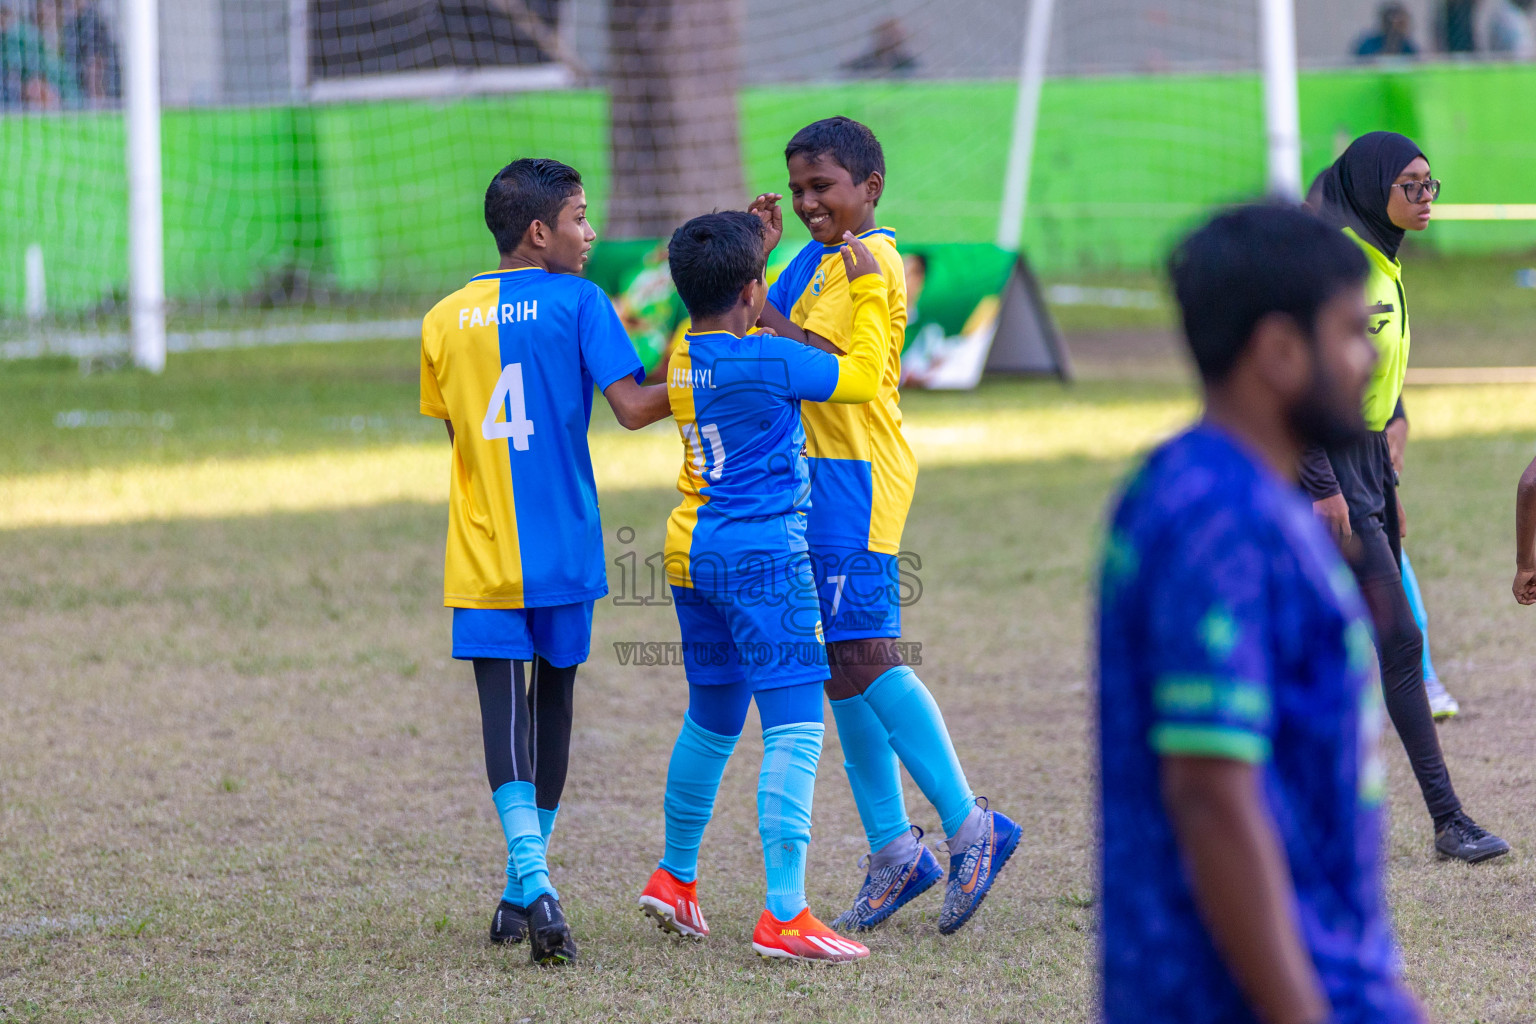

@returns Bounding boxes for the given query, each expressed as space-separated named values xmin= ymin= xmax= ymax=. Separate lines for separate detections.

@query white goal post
xmin=1259 ymin=0 xmax=1302 ymax=200
xmin=125 ymin=0 xmax=166 ymax=373
xmin=996 ymin=0 xmax=1303 ymax=249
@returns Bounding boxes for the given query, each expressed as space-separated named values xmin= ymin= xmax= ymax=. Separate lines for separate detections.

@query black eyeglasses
xmin=1392 ymin=179 xmax=1441 ymax=202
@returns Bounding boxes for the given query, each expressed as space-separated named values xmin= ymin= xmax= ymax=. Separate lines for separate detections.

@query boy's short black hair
xmin=667 ymin=212 xmax=766 ymax=321
xmin=1169 ymin=203 xmax=1368 ymax=384
xmin=785 ymin=116 xmax=885 ymax=187
xmin=484 ymin=158 xmax=583 ymax=255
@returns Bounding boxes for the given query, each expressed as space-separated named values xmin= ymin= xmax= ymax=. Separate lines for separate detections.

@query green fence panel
xmin=4 ymin=64 xmax=1534 ymax=319
xmin=311 ymin=92 xmax=610 ymax=294
xmin=1024 ymin=72 xmax=1267 ymax=273
xmin=161 ymin=106 xmax=315 ymax=302
xmin=1411 ymin=63 xmax=1536 ymax=254
xmin=1297 ymin=66 xmax=1421 ymax=182
xmin=741 ymin=81 xmax=1016 ymax=251
xmin=0 ymin=111 xmax=127 ymax=315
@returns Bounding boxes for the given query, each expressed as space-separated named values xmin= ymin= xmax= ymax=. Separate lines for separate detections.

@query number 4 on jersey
xmin=482 ymin=362 xmax=536 ymax=451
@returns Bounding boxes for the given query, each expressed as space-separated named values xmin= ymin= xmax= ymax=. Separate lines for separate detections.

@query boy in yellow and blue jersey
xmin=420 ymin=158 xmax=670 ymax=965
xmin=635 ymin=212 xmax=887 ymax=963
xmin=751 ymin=117 xmax=1020 ymax=934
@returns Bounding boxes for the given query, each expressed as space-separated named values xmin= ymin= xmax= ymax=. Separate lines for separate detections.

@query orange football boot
xmin=638 ymin=867 xmax=709 ymax=939
xmin=750 ymin=908 xmax=869 ymax=963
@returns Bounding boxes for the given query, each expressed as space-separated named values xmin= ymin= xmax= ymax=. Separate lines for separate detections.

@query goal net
xmin=1 ymin=0 xmax=1530 ymax=365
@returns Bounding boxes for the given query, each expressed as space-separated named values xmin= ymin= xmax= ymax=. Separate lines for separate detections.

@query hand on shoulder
xmin=839 ymin=232 xmax=882 ymax=281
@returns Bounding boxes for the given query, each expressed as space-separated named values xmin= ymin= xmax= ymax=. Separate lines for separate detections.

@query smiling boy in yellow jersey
xmin=751 ymin=117 xmax=1020 ymax=935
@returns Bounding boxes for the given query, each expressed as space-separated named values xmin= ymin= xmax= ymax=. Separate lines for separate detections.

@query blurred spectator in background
xmin=1438 ymin=0 xmax=1480 ymax=51
xmin=1486 ymin=0 xmax=1536 ymax=56
xmin=1 ymin=0 xmax=72 ymax=108
xmin=842 ymin=18 xmax=918 ymax=77
xmin=903 ymin=251 xmax=928 ymax=326
xmin=614 ymin=243 xmax=684 ymax=382
xmin=1355 ymin=2 xmax=1421 ymax=57
xmin=62 ymin=0 xmax=119 ymax=102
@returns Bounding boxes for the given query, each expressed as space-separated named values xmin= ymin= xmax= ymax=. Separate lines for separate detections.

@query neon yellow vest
xmin=1345 ymin=227 xmax=1410 ymax=432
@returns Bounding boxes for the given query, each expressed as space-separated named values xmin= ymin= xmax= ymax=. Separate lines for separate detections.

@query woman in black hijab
xmin=1308 ymin=130 xmax=1428 ymax=261
xmin=1302 ymin=132 xmax=1509 ymax=863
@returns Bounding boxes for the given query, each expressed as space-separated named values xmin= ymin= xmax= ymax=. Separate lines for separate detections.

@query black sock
xmin=474 ymin=658 xmax=531 ymax=791
xmin=528 ymin=657 xmax=577 ymax=810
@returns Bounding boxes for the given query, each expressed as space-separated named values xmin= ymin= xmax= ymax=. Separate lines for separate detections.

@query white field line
xmin=1406 ymin=367 xmax=1536 ymax=385
xmin=1431 ymin=204 xmax=1536 ymax=221
xmin=1 ymin=320 xmax=421 ymax=361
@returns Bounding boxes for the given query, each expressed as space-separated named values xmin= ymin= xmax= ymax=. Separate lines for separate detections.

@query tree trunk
xmin=606 ymin=0 xmax=744 ymax=239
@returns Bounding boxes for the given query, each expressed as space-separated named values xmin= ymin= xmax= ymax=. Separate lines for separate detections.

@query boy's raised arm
xmin=748 ymin=193 xmax=843 ymax=353
xmin=747 ymin=192 xmax=785 ymax=258
xmin=823 ymin=233 xmax=888 ymax=404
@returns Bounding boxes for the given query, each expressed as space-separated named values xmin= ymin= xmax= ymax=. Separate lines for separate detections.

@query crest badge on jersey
xmin=811 ymin=268 xmax=826 ymax=296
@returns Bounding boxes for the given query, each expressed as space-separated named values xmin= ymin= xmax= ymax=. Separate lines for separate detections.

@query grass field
xmin=4 ymin=337 xmax=1536 ymax=1022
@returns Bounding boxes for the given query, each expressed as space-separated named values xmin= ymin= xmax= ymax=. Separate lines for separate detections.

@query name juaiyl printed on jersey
xmin=670 ymin=365 xmax=715 ymax=390
xmin=611 ymin=543 xmax=923 ymax=611
xmin=669 ymin=354 xmax=818 ymax=393
xmin=457 ymin=299 xmax=539 ymax=330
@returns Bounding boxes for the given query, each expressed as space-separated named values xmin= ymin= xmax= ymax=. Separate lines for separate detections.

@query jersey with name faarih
xmin=766 ymin=227 xmax=912 ymax=555
xmin=420 ymin=267 xmax=643 ymax=609
xmin=665 ymin=273 xmax=891 ymax=590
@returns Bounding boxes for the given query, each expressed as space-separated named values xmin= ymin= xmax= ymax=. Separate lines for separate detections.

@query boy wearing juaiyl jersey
xmin=636 ymin=211 xmax=887 ymax=963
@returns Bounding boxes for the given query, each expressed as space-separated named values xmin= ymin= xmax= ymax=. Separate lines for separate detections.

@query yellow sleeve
xmin=827 ymin=274 xmax=889 ymax=404
xmin=419 ymin=317 xmax=449 ymax=419
xmin=800 ymin=260 xmax=853 ymax=351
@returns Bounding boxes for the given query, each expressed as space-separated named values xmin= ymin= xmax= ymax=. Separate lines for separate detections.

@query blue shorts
xmin=451 ymin=602 xmax=593 ymax=667
xmin=671 ymin=551 xmax=828 ymax=690
xmin=809 ymin=545 xmax=904 ymax=643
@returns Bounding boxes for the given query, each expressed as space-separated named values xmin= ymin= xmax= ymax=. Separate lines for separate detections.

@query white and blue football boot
xmin=938 ymin=799 xmax=1021 ymax=935
xmin=831 ymin=827 xmax=944 ymax=933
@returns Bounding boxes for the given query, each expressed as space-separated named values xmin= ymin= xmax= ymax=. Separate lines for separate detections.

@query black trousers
xmin=473 ymin=657 xmax=577 ymax=811
xmin=1327 ymin=431 xmax=1461 ymax=824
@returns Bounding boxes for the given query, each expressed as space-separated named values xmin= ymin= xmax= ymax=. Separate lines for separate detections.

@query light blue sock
xmin=829 ymin=693 xmax=913 ymax=853
xmin=864 ymin=666 xmax=975 ymax=839
xmin=758 ymin=721 xmax=825 ymax=922
xmin=501 ymin=804 xmax=559 ymax=907
xmin=500 ymin=863 xmax=523 ymax=906
xmin=491 ymin=781 xmax=555 ymax=904
xmin=1399 ymin=550 xmax=1439 ymax=683
xmin=659 ymin=714 xmax=740 ymax=883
